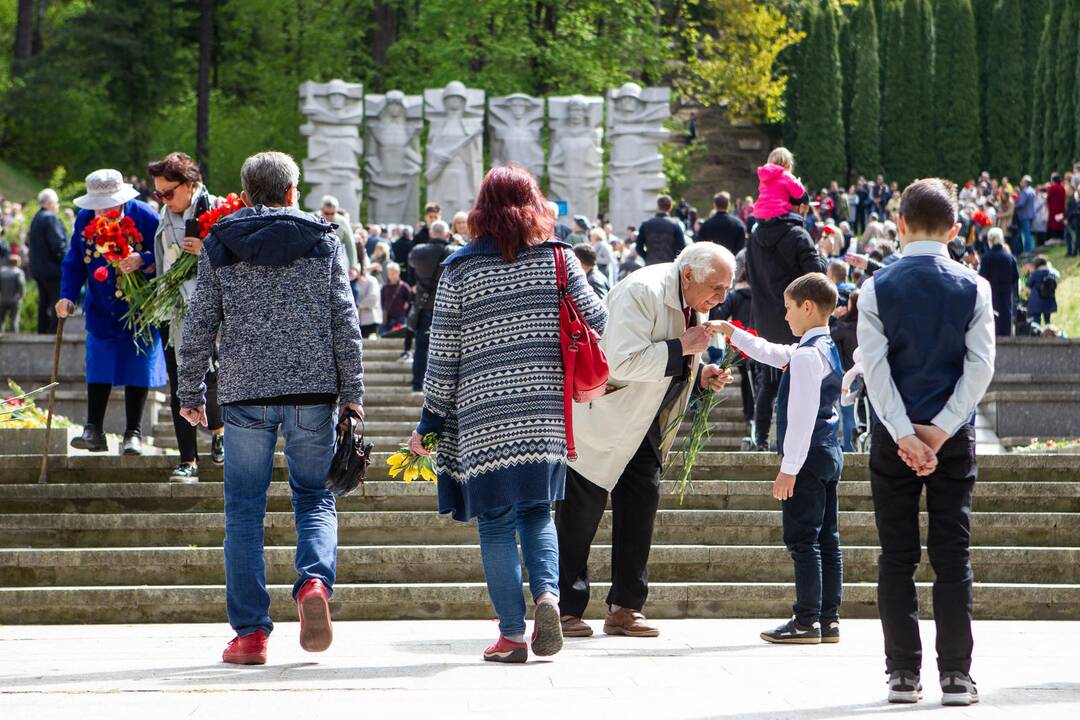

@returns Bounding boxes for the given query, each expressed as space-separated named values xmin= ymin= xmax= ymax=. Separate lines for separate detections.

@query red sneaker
xmin=482 ymin=636 xmax=528 ymax=663
xmin=222 ymin=630 xmax=268 ymax=665
xmin=297 ymin=578 xmax=333 ymax=652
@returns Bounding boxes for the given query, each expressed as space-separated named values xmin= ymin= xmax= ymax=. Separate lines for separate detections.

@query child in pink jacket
xmin=756 ymin=147 xmax=807 ymax=220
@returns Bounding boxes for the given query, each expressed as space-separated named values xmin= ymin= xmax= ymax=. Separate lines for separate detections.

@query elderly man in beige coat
xmin=556 ymin=242 xmax=736 ymax=638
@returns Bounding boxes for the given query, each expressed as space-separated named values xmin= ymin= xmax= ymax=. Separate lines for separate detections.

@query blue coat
xmin=978 ymin=245 xmax=1019 ymax=336
xmin=1026 ymin=268 xmax=1058 ymax=316
xmin=60 ymin=199 xmax=166 ymax=387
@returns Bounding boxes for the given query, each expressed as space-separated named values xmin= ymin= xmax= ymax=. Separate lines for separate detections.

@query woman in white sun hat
xmin=55 ymin=168 xmax=167 ymax=455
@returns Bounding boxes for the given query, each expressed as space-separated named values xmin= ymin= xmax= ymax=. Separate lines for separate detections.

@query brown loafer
xmin=561 ymin=615 xmax=594 ymax=638
xmin=603 ymin=608 xmax=660 ymax=637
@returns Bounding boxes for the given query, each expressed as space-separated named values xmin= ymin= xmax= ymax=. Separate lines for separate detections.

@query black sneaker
xmin=122 ymin=432 xmax=142 ymax=456
xmin=821 ymin=619 xmax=840 ymax=644
xmin=760 ymin=617 xmax=821 ymax=644
xmin=70 ymin=425 xmax=108 ymax=452
xmin=170 ymin=463 xmax=199 ymax=483
xmin=211 ymin=433 xmax=225 ymax=465
xmin=888 ymin=670 xmax=922 ymax=704
xmin=940 ymin=671 xmax=979 ymax=706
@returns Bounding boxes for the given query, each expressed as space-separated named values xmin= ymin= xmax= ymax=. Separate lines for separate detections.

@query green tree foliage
xmin=792 ymin=0 xmax=846 ymax=189
xmin=847 ymin=0 xmax=880 ymax=178
xmin=972 ymin=0 xmax=994 ymax=168
xmin=986 ymin=0 xmax=1024 ymax=179
xmin=1019 ymin=0 xmax=1048 ymax=167
xmin=1040 ymin=0 xmax=1065 ymax=177
xmin=879 ymin=0 xmax=906 ymax=182
xmin=881 ymin=0 xmax=933 ymax=185
xmin=933 ymin=0 xmax=979 ymax=182
xmin=1053 ymin=0 xmax=1080 ymax=174
xmin=1029 ymin=13 xmax=1050 ymax=176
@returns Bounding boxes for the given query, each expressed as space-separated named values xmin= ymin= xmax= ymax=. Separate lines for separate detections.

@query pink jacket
xmin=755 ymin=164 xmax=806 ymax=220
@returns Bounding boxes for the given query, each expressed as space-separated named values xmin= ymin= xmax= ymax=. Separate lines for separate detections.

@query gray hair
xmin=321 ymin=195 xmax=339 ymax=208
xmin=385 ymin=261 xmax=401 ymax=273
xmin=675 ymin=242 xmax=736 ymax=282
xmin=38 ymin=188 xmax=58 ymax=206
xmin=430 ymin=220 xmax=450 ymax=239
xmin=241 ymin=151 xmax=300 ymax=207
xmin=987 ymin=227 xmax=1005 ymax=246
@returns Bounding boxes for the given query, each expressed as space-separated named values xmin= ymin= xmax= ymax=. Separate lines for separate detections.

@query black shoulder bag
xmin=325 ymin=408 xmax=373 ymax=497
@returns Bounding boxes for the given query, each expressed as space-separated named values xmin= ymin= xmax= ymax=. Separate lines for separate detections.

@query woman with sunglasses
xmin=146 ymin=152 xmax=226 ymax=483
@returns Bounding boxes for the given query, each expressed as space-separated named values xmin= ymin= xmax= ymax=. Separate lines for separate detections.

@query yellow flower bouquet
xmin=388 ymin=432 xmax=440 ymax=484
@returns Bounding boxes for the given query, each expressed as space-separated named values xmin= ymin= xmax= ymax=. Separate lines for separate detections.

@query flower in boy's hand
xmin=773 ymin=471 xmax=796 ymax=501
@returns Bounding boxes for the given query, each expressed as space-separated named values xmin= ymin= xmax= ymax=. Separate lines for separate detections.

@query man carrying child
xmin=713 ymin=272 xmax=844 ymax=645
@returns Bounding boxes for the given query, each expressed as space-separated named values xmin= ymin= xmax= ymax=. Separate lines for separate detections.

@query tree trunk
xmin=30 ymin=0 xmax=47 ymax=57
xmin=372 ymin=0 xmax=399 ymax=70
xmin=196 ymin=0 xmax=213 ymax=184
xmin=13 ymin=0 xmax=34 ymax=70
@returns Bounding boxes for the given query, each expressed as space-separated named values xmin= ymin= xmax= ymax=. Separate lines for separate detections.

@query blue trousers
xmin=476 ymin=500 xmax=560 ymax=637
xmin=1019 ymin=219 xmax=1035 ymax=253
xmin=782 ymin=444 xmax=844 ymax=625
xmin=222 ymin=403 xmax=338 ymax=637
xmin=839 ymin=403 xmax=857 ymax=452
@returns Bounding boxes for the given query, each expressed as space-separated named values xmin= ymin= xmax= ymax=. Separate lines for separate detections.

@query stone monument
xmin=364 ymin=90 xmax=424 ymax=225
xmin=548 ymin=94 xmax=604 ymax=223
xmin=606 ymin=82 xmax=670 ymax=232
xmin=488 ymin=93 xmax=545 ymax=178
xmin=298 ymin=79 xmax=365 ymax=224
xmin=424 ymin=81 xmax=485 ymax=216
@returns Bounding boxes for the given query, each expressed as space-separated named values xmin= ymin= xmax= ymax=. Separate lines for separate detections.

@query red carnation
xmin=105 ymin=209 xmax=121 ymax=220
xmin=93 ymin=266 xmax=109 ymax=282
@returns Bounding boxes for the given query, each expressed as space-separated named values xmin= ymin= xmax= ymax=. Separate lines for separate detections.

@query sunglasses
xmin=154 ymin=182 xmax=184 ymax=203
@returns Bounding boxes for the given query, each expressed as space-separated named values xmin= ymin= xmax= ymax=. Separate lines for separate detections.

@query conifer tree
xmin=1040 ymin=0 xmax=1065 ymax=176
xmin=1053 ymin=0 xmax=1079 ymax=173
xmin=792 ymin=0 xmax=847 ymax=189
xmin=848 ymin=0 xmax=881 ymax=178
xmin=987 ymin=0 xmax=1025 ymax=179
xmin=1020 ymin=0 xmax=1049 ymax=168
xmin=880 ymin=0 xmax=907 ymax=181
xmin=933 ymin=0 xmax=979 ymax=182
xmin=1029 ymin=14 xmax=1049 ymax=175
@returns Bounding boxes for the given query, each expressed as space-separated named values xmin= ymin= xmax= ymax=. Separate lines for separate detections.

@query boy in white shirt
xmin=713 ymin=273 xmax=844 ymax=645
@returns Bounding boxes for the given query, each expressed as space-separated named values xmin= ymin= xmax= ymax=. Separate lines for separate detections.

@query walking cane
xmin=38 ymin=316 xmax=65 ymax=484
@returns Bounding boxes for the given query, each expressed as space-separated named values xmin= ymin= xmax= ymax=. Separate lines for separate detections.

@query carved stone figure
xmin=365 ymin=90 xmax=424 ymax=225
xmin=298 ymin=79 xmax=365 ymax=224
xmin=606 ymin=83 xmax=671 ymax=232
xmin=488 ymin=93 xmax=544 ymax=177
xmin=547 ymin=95 xmax=604 ymax=223
xmin=424 ymin=81 xmax=485 ymax=216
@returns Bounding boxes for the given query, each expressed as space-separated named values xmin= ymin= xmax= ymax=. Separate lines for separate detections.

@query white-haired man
xmin=556 ymin=242 xmax=736 ymax=638
xmin=27 ymin=188 xmax=68 ymax=334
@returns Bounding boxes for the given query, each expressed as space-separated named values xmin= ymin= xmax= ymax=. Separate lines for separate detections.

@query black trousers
xmin=411 ymin=309 xmax=433 ymax=391
xmin=753 ymin=365 xmax=782 ymax=448
xmin=36 ymin=277 xmax=61 ymax=334
xmin=870 ymin=423 xmax=976 ymax=675
xmin=739 ymin=362 xmax=757 ymax=423
xmin=555 ymin=437 xmax=662 ymax=617
xmin=87 ymin=383 xmax=147 ymax=436
xmin=162 ymin=325 xmax=222 ymax=463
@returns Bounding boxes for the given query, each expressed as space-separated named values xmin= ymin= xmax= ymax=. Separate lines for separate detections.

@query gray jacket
xmin=177 ymin=205 xmax=365 ymax=407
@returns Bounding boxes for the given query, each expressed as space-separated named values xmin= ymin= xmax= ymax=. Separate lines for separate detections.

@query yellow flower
xmin=404 ymin=466 xmax=419 ymax=484
xmin=419 ymin=465 xmax=437 ymax=483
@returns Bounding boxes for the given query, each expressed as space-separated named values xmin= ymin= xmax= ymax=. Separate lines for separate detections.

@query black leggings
xmin=86 ymin=383 xmax=148 ymax=436
xmin=162 ymin=325 xmax=223 ymax=463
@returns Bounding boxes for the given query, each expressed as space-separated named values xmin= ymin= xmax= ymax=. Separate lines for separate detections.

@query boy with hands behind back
xmin=713 ymin=272 xmax=845 ymax=647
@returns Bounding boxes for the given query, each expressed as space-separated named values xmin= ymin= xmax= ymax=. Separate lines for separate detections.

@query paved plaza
xmin=1 ymin=619 xmax=1077 ymax=719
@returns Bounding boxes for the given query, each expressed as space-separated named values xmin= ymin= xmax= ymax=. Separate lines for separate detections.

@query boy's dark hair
xmin=1033 ymin=255 xmax=1049 ymax=268
xmin=572 ymin=244 xmax=597 ymax=267
xmin=784 ymin=272 xmax=837 ymax=315
xmin=898 ymin=178 xmax=958 ymax=235
xmin=1052 ymin=173 xmax=1062 ymax=183
xmin=424 ymin=202 xmax=441 ymax=215
xmin=657 ymin=194 xmax=673 ymax=212
xmin=713 ymin=191 xmax=731 ymax=211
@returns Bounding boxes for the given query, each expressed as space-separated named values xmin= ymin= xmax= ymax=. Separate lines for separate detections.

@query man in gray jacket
xmin=178 ymin=151 xmax=364 ymax=665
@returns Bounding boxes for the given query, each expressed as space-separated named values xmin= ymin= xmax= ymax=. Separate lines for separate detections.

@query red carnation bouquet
xmin=972 ymin=210 xmax=991 ymax=227
xmin=131 ymin=193 xmax=243 ymax=345
xmin=83 ymin=209 xmax=148 ymax=327
xmin=663 ymin=320 xmax=758 ymax=500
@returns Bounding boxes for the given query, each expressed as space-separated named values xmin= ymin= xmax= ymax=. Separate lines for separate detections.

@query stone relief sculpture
xmin=547 ymin=95 xmax=604 ymax=223
xmin=364 ymin=90 xmax=424 ymax=225
xmin=424 ymin=81 xmax=485 ymax=216
xmin=488 ymin=93 xmax=545 ymax=178
xmin=298 ymin=79 xmax=365 ymax=224
xmin=606 ymin=82 xmax=671 ymax=232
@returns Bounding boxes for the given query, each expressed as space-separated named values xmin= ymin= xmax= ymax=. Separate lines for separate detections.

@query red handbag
xmin=554 ymin=245 xmax=609 ymax=460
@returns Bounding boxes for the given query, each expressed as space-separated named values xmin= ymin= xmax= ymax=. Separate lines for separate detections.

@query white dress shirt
xmin=731 ymin=325 xmax=837 ymax=476
xmin=856 ymin=240 xmax=995 ymax=441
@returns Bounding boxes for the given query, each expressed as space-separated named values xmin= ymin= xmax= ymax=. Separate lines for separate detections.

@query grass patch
xmin=0 ymin=158 xmax=43 ymax=204
xmin=1039 ymin=245 xmax=1080 ymax=337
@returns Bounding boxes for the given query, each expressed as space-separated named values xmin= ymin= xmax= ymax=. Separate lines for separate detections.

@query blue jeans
xmin=1019 ymin=219 xmax=1034 ymax=253
xmin=222 ymin=403 xmax=338 ymax=637
xmin=839 ymin=403 xmax=857 ymax=452
xmin=476 ymin=500 xmax=560 ymax=637
xmin=782 ymin=445 xmax=844 ymax=625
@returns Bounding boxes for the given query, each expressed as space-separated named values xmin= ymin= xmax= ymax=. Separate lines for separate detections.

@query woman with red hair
xmin=409 ymin=165 xmax=608 ymax=663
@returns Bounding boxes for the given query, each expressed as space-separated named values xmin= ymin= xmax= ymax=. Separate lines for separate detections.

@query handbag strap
xmin=553 ymin=245 xmax=577 ymax=460
xmin=554 ymin=245 xmax=568 ymax=295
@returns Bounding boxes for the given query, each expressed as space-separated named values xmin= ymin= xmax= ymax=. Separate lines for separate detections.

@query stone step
xmin=3 ymin=480 xmax=1077 ymax=514
xmin=2 ymin=509 xmax=1076 ymax=548
xmin=4 ymin=544 xmax=1077 ymax=588
xmin=3 ymin=581 xmax=1076 ymax=623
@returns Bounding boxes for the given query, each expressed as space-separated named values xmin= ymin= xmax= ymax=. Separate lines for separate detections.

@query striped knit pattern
xmin=424 ymin=243 xmax=608 ymax=521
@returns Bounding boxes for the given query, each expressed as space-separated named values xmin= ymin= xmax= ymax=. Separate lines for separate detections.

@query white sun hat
xmin=73 ymin=169 xmax=140 ymax=210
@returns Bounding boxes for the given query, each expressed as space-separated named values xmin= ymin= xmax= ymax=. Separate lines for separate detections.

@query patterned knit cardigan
xmin=415 ymin=237 xmax=608 ymax=521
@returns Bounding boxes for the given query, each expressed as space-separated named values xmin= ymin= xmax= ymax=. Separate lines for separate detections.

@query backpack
xmin=1039 ymin=273 xmax=1058 ymax=300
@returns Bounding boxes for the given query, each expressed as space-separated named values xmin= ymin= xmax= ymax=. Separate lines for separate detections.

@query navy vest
xmin=871 ymin=253 xmax=978 ymax=423
xmin=776 ymin=333 xmax=844 ymax=455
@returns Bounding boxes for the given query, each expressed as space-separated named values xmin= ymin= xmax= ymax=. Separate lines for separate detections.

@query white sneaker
xmin=398 ymin=351 xmax=413 ymax=363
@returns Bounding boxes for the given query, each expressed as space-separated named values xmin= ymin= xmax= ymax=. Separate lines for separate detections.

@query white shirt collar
xmin=798 ymin=326 xmax=830 ymax=344
xmin=900 ymin=240 xmax=949 ymax=258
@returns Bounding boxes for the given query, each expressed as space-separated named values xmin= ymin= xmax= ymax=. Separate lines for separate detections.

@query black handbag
xmin=326 ymin=408 xmax=373 ymax=497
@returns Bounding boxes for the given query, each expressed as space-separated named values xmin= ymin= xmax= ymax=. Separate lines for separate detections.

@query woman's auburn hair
xmin=468 ymin=165 xmax=555 ymax=261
